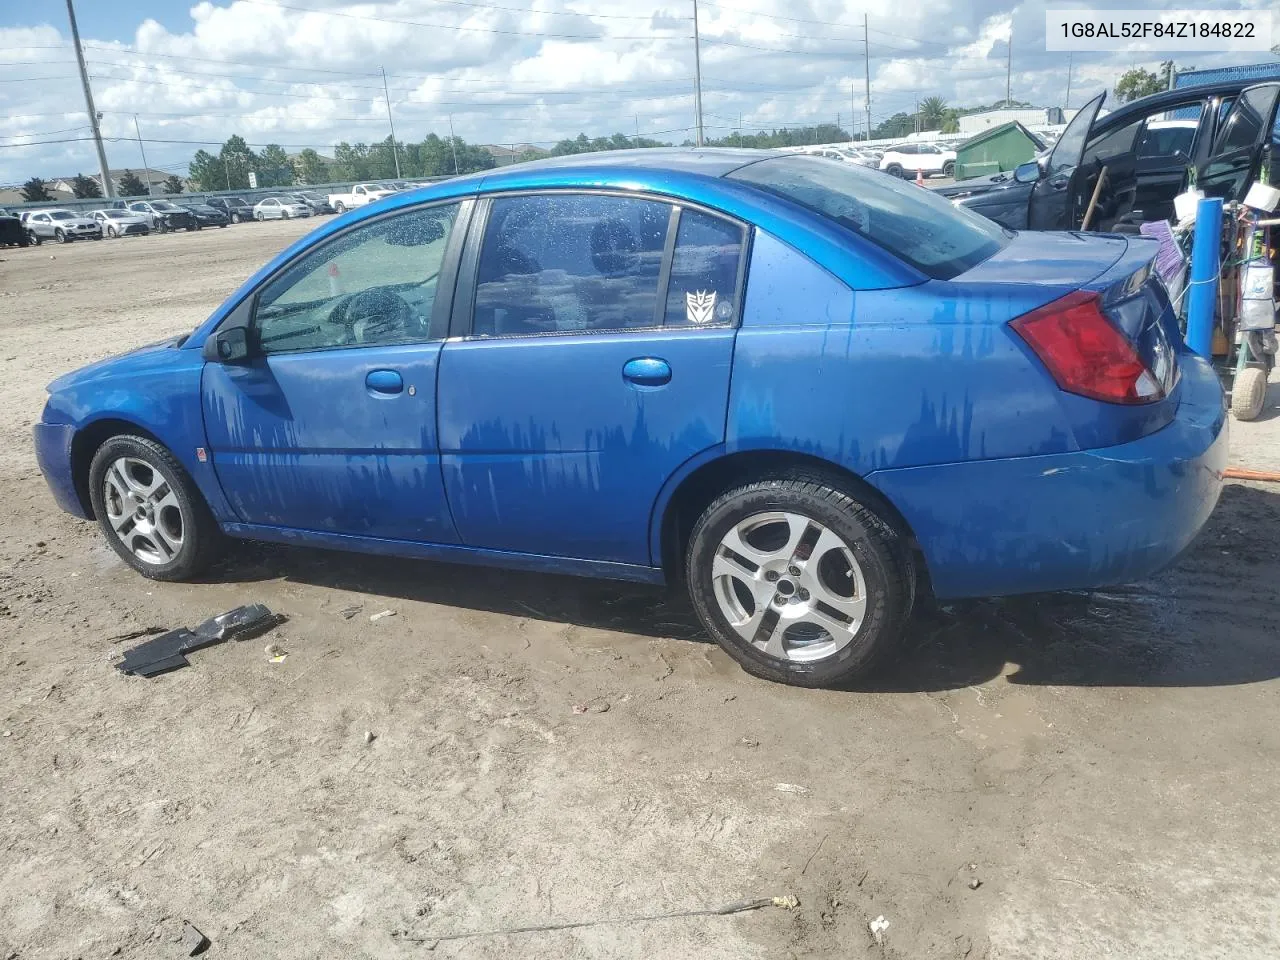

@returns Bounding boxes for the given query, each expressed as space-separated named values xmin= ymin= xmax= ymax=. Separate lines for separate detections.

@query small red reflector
xmin=1011 ymin=291 xmax=1161 ymax=405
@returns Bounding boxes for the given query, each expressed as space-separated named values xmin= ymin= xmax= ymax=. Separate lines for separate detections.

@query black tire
xmin=218 ymin=223 xmax=227 ymax=228
xmin=942 ymin=161 xmax=955 ymax=177
xmin=334 ymin=201 xmax=346 ymax=214
xmin=88 ymin=434 xmax=221 ymax=581
xmin=55 ymin=228 xmax=67 ymax=243
xmin=17 ymin=233 xmax=29 ymax=248
xmin=27 ymin=230 xmax=41 ymax=246
xmin=885 ymin=163 xmax=903 ymax=178
xmin=282 ymin=209 xmax=290 ymax=219
xmin=685 ymin=477 xmax=914 ymax=688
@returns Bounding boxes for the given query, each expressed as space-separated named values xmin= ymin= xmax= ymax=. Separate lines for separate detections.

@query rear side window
xmin=1215 ymin=86 xmax=1277 ymax=153
xmin=473 ymin=194 xmax=671 ymax=336
xmin=664 ymin=209 xmax=746 ymax=327
xmin=729 ymin=154 xmax=1007 ymax=280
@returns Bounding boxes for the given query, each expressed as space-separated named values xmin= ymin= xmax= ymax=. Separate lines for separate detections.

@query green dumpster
xmin=953 ymin=121 xmax=1046 ymax=180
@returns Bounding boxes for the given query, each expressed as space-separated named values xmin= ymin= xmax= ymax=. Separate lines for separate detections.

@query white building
xmin=959 ymin=108 xmax=1074 ymax=136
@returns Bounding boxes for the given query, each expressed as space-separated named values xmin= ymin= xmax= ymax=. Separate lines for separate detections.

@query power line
xmin=234 ymin=0 xmax=690 ymax=41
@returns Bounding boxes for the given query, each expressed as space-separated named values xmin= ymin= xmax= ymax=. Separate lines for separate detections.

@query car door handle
xmin=365 ymin=369 xmax=404 ymax=395
xmin=622 ymin=357 xmax=672 ymax=387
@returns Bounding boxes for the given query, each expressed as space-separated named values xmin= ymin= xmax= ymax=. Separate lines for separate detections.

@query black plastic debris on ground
xmin=116 ymin=604 xmax=282 ymax=677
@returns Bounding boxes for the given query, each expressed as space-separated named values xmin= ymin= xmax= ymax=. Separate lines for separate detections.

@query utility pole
xmin=446 ymin=114 xmax=460 ymax=175
xmin=1065 ymin=52 xmax=1073 ymax=110
xmin=380 ymin=67 xmax=402 ymax=179
xmin=863 ymin=14 xmax=872 ymax=141
xmin=132 ymin=115 xmax=152 ymax=195
xmin=65 ymin=0 xmax=113 ymax=198
xmin=692 ymin=0 xmax=705 ymax=146
xmin=851 ymin=82 xmax=856 ymax=142
xmin=1005 ymin=26 xmax=1012 ymax=108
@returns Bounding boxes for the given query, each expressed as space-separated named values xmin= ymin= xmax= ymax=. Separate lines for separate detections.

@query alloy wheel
xmin=101 ymin=456 xmax=185 ymax=566
xmin=710 ymin=511 xmax=867 ymax=663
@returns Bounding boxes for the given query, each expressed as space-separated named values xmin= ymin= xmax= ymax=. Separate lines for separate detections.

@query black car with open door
xmin=1197 ymin=82 xmax=1280 ymax=206
xmin=939 ymin=81 xmax=1246 ymax=231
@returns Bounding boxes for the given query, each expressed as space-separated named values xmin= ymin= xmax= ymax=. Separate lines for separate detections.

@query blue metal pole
xmin=1185 ymin=196 xmax=1223 ymax=359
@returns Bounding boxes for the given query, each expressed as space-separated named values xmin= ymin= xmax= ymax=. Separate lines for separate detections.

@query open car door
xmin=1198 ymin=83 xmax=1280 ymax=204
xmin=1026 ymin=92 xmax=1105 ymax=230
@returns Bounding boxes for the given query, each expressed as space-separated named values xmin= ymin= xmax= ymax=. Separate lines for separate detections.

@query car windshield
xmin=49 ymin=211 xmax=75 ymax=220
xmin=728 ymin=155 xmax=1009 ymax=279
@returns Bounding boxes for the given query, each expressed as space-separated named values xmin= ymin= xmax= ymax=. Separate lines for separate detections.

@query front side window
xmin=664 ymin=209 xmax=746 ymax=327
xmin=729 ymin=155 xmax=1008 ymax=280
xmin=472 ymin=193 xmax=671 ymax=337
xmin=253 ymin=203 xmax=460 ymax=354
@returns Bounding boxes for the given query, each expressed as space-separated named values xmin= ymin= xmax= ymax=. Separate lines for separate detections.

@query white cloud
xmin=0 ymin=0 xmax=1275 ymax=184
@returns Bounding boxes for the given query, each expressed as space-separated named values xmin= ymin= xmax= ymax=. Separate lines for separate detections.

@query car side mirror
xmin=1014 ymin=161 xmax=1042 ymax=184
xmin=203 ymin=325 xmax=253 ymax=364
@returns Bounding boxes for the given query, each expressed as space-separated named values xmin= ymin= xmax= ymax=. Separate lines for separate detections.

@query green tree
xmin=257 ymin=144 xmax=292 ymax=187
xmin=188 ymin=149 xmax=226 ymax=191
xmin=919 ymin=96 xmax=948 ymax=130
xmin=20 ymin=177 xmax=52 ymax=202
xmin=219 ymin=135 xmax=259 ymax=190
xmin=331 ymin=141 xmax=370 ymax=181
xmin=1115 ymin=67 xmax=1164 ymax=103
xmin=294 ymin=148 xmax=329 ymax=184
xmin=70 ymin=173 xmax=102 ymax=199
xmin=162 ymin=175 xmax=185 ymax=194
xmin=116 ymin=170 xmax=148 ymax=197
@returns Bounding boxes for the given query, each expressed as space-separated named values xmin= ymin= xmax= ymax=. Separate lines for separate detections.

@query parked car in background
xmin=287 ymin=192 xmax=335 ymax=215
xmin=206 ymin=197 xmax=257 ymax=223
xmin=879 ymin=143 xmax=956 ymax=178
xmin=937 ymin=80 xmax=1249 ymax=231
xmin=92 ymin=209 xmax=150 ymax=238
xmin=127 ymin=200 xmax=198 ymax=233
xmin=33 ymin=150 xmax=1225 ymax=689
xmin=181 ymin=202 xmax=231 ymax=229
xmin=254 ymin=196 xmax=311 ymax=220
xmin=0 ymin=208 xmax=29 ymax=247
xmin=25 ymin=209 xmax=102 ymax=243
xmin=327 ymin=182 xmax=395 ymax=213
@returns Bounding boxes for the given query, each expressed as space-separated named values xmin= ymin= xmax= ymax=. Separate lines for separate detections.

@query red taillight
xmin=1011 ymin=291 xmax=1162 ymax=405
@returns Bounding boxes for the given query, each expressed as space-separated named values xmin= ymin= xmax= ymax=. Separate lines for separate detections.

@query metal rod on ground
xmin=65 ymin=0 xmax=113 ymax=198
xmin=692 ymin=0 xmax=705 ymax=146
xmin=1224 ymin=468 xmax=1280 ymax=483
xmin=446 ymin=114 xmax=460 ymax=175
xmin=381 ymin=66 xmax=401 ymax=179
xmin=1079 ymin=165 xmax=1108 ymax=230
xmin=132 ymin=115 xmax=152 ymax=195
xmin=1186 ymin=196 xmax=1225 ymax=359
xmin=863 ymin=14 xmax=871 ymax=140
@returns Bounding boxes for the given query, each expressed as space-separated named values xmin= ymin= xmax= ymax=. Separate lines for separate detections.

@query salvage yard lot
xmin=3 ymin=222 xmax=1280 ymax=959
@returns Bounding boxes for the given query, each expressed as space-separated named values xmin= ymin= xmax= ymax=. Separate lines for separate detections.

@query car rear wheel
xmin=885 ymin=163 xmax=903 ymax=178
xmin=1231 ymin=366 xmax=1269 ymax=421
xmin=686 ymin=477 xmax=914 ymax=687
xmin=88 ymin=435 xmax=220 ymax=581
xmin=334 ymin=201 xmax=346 ymax=214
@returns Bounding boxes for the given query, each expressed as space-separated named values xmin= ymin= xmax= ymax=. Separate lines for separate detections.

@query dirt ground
xmin=3 ymin=222 xmax=1280 ymax=960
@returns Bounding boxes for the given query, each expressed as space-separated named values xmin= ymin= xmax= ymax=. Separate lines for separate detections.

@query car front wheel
xmin=55 ymin=228 xmax=67 ymax=243
xmin=88 ymin=435 xmax=220 ymax=581
xmin=885 ymin=163 xmax=903 ymax=178
xmin=942 ymin=161 xmax=955 ymax=177
xmin=686 ymin=477 xmax=914 ymax=688
xmin=27 ymin=230 xmax=41 ymax=246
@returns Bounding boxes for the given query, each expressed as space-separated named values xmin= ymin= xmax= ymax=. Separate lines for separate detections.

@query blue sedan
xmin=33 ymin=150 xmax=1227 ymax=687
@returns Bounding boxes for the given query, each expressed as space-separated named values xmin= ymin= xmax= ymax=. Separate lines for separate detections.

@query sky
xmin=0 ymin=0 xmax=1274 ymax=185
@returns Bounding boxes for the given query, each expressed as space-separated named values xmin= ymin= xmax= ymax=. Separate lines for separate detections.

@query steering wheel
xmin=326 ymin=288 xmax=426 ymax=345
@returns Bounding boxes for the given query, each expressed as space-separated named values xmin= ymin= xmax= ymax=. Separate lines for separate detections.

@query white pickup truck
xmin=328 ymin=183 xmax=396 ymax=214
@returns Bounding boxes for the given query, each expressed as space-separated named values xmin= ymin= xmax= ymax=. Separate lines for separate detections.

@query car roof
xmin=1093 ymin=78 xmax=1261 ymax=132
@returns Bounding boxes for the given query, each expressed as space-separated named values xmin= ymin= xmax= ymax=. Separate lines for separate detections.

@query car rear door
xmin=436 ymin=191 xmax=748 ymax=567
xmin=201 ymin=200 xmax=469 ymax=542
xmin=1199 ymin=83 xmax=1280 ymax=203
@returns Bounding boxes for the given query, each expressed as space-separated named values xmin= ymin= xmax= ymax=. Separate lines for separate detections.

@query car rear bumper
xmin=33 ymin=422 xmax=90 ymax=519
xmin=868 ymin=352 xmax=1228 ymax=599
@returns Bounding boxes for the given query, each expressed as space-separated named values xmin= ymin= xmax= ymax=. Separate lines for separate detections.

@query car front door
xmin=201 ymin=200 xmax=469 ymax=542
xmin=1027 ymin=92 xmax=1105 ymax=230
xmin=437 ymin=191 xmax=747 ymax=567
